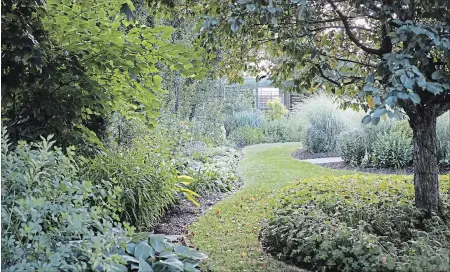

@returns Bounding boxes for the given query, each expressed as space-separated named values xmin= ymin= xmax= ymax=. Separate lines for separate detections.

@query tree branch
xmin=326 ymin=0 xmax=388 ymax=56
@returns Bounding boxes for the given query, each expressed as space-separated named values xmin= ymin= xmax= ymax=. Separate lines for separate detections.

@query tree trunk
xmin=410 ymin=108 xmax=440 ymax=212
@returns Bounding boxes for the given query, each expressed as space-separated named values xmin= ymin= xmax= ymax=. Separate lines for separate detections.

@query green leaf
xmin=138 ymin=258 xmax=154 ymax=272
xmin=110 ymin=264 xmax=128 ymax=272
xmin=160 ymin=258 xmax=184 ymax=271
xmin=408 ymin=93 xmax=421 ymax=104
xmin=150 ymin=235 xmax=166 ymax=253
xmin=158 ymin=251 xmax=177 ymax=259
xmin=134 ymin=241 xmax=154 ymax=260
xmin=431 ymin=70 xmax=443 ymax=80
xmin=362 ymin=115 xmax=371 ymax=125
xmin=174 ymin=246 xmax=208 ymax=260
xmin=373 ymin=108 xmax=387 ymax=118
xmin=121 ymin=255 xmax=139 ymax=264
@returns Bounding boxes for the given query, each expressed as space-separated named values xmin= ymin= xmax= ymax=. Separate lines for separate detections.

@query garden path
xmin=301 ymin=157 xmax=343 ymax=164
xmin=188 ymin=143 xmax=353 ymax=272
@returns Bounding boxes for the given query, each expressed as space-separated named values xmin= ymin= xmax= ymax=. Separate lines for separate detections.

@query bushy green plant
xmin=260 ymin=118 xmax=303 ymax=143
xmin=228 ymin=127 xmax=265 ymax=147
xmin=178 ymin=147 xmax=242 ymax=194
xmin=265 ymin=97 xmax=288 ymax=121
xmin=1 ymin=129 xmax=131 ymax=271
xmin=338 ymin=129 xmax=367 ymax=166
xmin=304 ymin=110 xmax=346 ymax=153
xmin=292 ymin=94 xmax=358 ymax=153
xmin=372 ymin=132 xmax=412 ymax=168
xmin=260 ymin=175 xmax=450 ymax=272
xmin=119 ymin=233 xmax=207 ymax=272
xmin=81 ymin=135 xmax=178 ymax=230
xmin=223 ymin=110 xmax=264 ymax=136
xmin=437 ymin=111 xmax=450 ymax=166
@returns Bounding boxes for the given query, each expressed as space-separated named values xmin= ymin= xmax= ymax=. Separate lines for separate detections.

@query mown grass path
xmin=189 ymin=143 xmax=353 ymax=272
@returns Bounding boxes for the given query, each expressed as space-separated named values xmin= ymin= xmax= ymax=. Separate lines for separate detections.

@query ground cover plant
xmin=188 ymin=143 xmax=353 ymax=271
xmin=261 ymin=174 xmax=450 ymax=272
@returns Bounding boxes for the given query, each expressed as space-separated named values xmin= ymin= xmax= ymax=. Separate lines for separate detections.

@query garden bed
xmin=292 ymin=148 xmax=450 ymax=175
xmin=154 ymin=186 xmax=241 ymax=235
xmin=291 ymin=148 xmax=339 ymax=160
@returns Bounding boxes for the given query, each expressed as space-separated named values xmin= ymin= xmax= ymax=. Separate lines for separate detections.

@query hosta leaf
xmin=158 ymin=251 xmax=177 ymax=259
xmin=110 ymin=264 xmax=128 ymax=272
xmin=121 ymin=254 xmax=139 ymax=263
xmin=126 ymin=243 xmax=136 ymax=255
xmin=150 ymin=235 xmax=166 ymax=253
xmin=408 ymin=93 xmax=421 ymax=104
xmin=160 ymin=258 xmax=184 ymax=271
xmin=138 ymin=258 xmax=154 ymax=272
xmin=174 ymin=246 xmax=208 ymax=260
xmin=134 ymin=241 xmax=154 ymax=260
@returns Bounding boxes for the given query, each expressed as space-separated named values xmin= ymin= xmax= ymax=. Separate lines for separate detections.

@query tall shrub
xmin=1 ymin=129 xmax=128 ymax=271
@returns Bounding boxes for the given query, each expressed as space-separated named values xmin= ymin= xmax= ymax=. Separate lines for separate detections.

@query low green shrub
xmin=181 ymin=147 xmax=242 ymax=194
xmin=228 ymin=127 xmax=265 ymax=147
xmin=260 ymin=175 xmax=450 ymax=272
xmin=224 ymin=110 xmax=264 ymax=136
xmin=304 ymin=110 xmax=346 ymax=153
xmin=338 ymin=129 xmax=367 ymax=166
xmin=437 ymin=111 xmax=450 ymax=166
xmin=1 ymin=130 xmax=131 ymax=271
xmin=260 ymin=118 xmax=303 ymax=143
xmin=372 ymin=132 xmax=412 ymax=168
xmin=81 ymin=136 xmax=177 ymax=230
xmin=265 ymin=97 xmax=288 ymax=121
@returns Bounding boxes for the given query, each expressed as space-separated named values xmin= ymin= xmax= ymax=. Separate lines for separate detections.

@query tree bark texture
xmin=410 ymin=107 xmax=440 ymax=212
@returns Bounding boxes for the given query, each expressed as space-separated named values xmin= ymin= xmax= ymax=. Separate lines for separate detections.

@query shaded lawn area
xmin=189 ymin=143 xmax=354 ymax=272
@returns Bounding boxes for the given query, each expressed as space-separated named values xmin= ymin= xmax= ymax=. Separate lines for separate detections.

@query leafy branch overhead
xmin=2 ymin=0 xmax=208 ymax=145
xmin=200 ymin=0 xmax=450 ymax=121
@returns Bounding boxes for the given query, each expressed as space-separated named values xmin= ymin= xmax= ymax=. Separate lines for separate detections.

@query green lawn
xmin=189 ymin=143 xmax=353 ymax=272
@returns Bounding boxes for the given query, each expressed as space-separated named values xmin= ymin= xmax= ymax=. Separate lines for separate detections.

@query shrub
xmin=437 ymin=111 xmax=450 ymax=166
xmin=372 ymin=132 xmax=412 ymax=168
xmin=338 ymin=129 xmax=367 ymax=166
xmin=228 ymin=127 xmax=265 ymax=147
xmin=292 ymin=94 xmax=359 ymax=153
xmin=260 ymin=175 xmax=450 ymax=272
xmin=224 ymin=110 xmax=264 ymax=136
xmin=265 ymin=97 xmax=288 ymax=121
xmin=304 ymin=110 xmax=346 ymax=153
xmin=178 ymin=147 xmax=242 ymax=195
xmin=1 ymin=130 xmax=130 ymax=271
xmin=81 ymin=136 xmax=178 ymax=230
xmin=260 ymin=118 xmax=303 ymax=143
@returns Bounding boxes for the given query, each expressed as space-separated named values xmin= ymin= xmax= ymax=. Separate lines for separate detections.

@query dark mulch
xmin=153 ymin=186 xmax=240 ymax=235
xmin=293 ymin=148 xmax=450 ymax=175
xmin=319 ymin=161 xmax=415 ymax=175
xmin=292 ymin=148 xmax=339 ymax=160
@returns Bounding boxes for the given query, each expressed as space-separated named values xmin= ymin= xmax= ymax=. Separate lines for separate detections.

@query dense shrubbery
xmin=81 ymin=136 xmax=178 ymax=230
xmin=292 ymin=94 xmax=362 ymax=154
xmin=261 ymin=175 xmax=450 ymax=272
xmin=260 ymin=118 xmax=303 ymax=143
xmin=1 ymin=129 xmax=209 ymax=271
xmin=176 ymin=146 xmax=242 ymax=194
xmin=1 ymin=130 xmax=128 ymax=271
xmin=338 ymin=130 xmax=367 ymax=166
xmin=371 ymin=132 xmax=412 ymax=168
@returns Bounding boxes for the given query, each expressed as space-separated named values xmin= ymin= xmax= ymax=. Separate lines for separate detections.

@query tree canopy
xmin=199 ymin=0 xmax=450 ymax=211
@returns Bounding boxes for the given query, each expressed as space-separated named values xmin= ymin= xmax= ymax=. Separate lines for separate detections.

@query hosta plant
xmin=116 ymin=233 xmax=207 ymax=272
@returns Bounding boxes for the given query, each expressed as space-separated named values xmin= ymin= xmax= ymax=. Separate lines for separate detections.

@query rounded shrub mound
xmin=372 ymin=132 xmax=412 ymax=169
xmin=338 ymin=129 xmax=367 ymax=166
xmin=260 ymin=175 xmax=450 ymax=272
